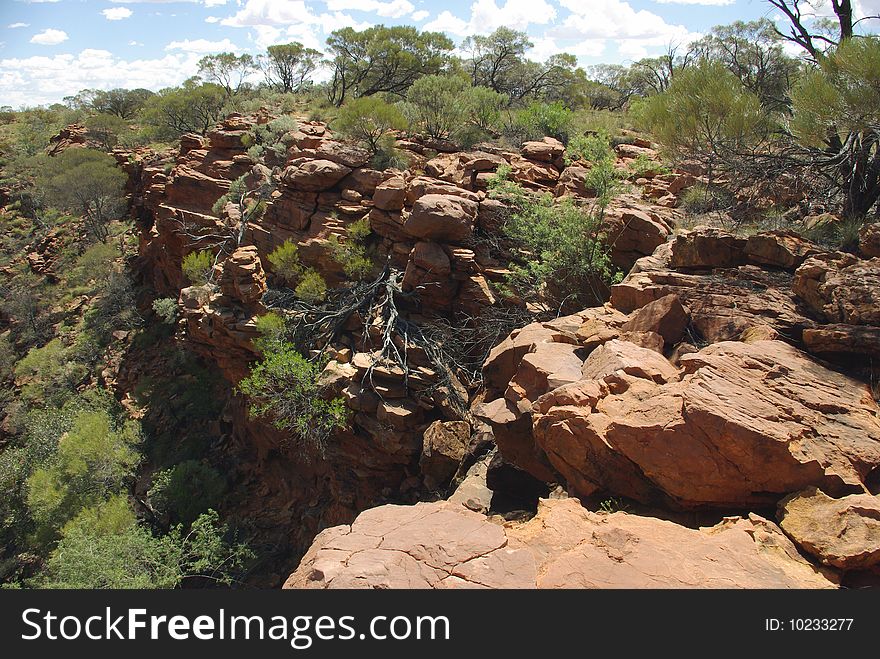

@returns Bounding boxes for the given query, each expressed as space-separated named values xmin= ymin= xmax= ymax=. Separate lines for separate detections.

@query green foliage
xmin=267 ymin=240 xmax=304 ymax=284
xmin=466 ymin=86 xmax=508 ymax=133
xmin=326 ymin=25 xmax=454 ymax=105
xmin=211 ymin=174 xmax=249 ymax=216
xmin=680 ymin=183 xmax=734 ymax=214
xmin=65 ymin=88 xmax=154 ymax=120
xmin=181 ymin=250 xmax=214 ymax=284
xmin=148 ymin=461 xmax=226 ymax=526
xmin=334 ymin=96 xmax=407 ymax=153
xmin=140 ymin=78 xmax=227 ymax=139
xmin=632 ymin=60 xmax=767 ymax=173
xmin=37 ymin=502 xmax=250 ymax=589
xmin=627 ymin=153 xmax=670 ymax=177
xmin=262 ymin=43 xmax=322 ymax=94
xmin=328 ymin=218 xmax=374 ymax=280
xmin=13 ymin=339 xmax=86 ymax=408
xmin=69 ymin=241 xmax=121 ymax=289
xmin=371 ymin=134 xmax=410 ymax=170
xmin=197 ymin=52 xmax=256 ymax=96
xmin=490 ymin=168 xmax=619 ymax=309
xmin=513 ymin=101 xmax=573 ymax=143
xmin=38 ymin=148 xmax=127 ymax=242
xmin=253 ymin=311 xmax=286 ymax=353
xmin=26 ymin=409 xmax=141 ymax=536
xmin=152 ymin=298 xmax=179 ymax=324
xmin=404 ymin=74 xmax=472 ymax=140
xmin=84 ymin=113 xmax=130 ymax=150
xmin=564 ymin=132 xmax=626 ymax=208
xmin=294 ymin=270 xmax=328 ymax=303
xmin=237 ymin=343 xmax=347 ymax=453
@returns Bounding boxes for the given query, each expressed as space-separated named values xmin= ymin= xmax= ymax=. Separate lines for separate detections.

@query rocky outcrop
xmin=284 ymin=498 xmax=836 ymax=589
xmin=778 ymin=488 xmax=880 ymax=571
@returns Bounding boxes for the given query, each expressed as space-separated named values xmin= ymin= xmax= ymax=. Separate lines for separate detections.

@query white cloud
xmin=7 ymin=23 xmax=30 ymax=29
xmin=129 ymin=40 xmax=144 ymax=46
xmin=205 ymin=16 xmax=221 ymax=23
xmin=204 ymin=0 xmax=228 ymax=6
xmin=102 ymin=7 xmax=134 ymax=20
xmin=654 ymin=0 xmax=733 ymax=4
xmin=165 ymin=38 xmax=241 ymax=53
xmin=0 ymin=49 xmax=205 ymax=107
xmin=325 ymin=0 xmax=414 ymax=18
xmin=411 ymin=10 xmax=429 ymax=21
xmin=29 ymin=29 xmax=68 ymax=46
xmin=425 ymin=0 xmax=556 ymax=36
xmin=550 ymin=0 xmax=699 ymax=60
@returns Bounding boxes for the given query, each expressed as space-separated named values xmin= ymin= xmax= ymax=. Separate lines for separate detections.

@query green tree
xmin=333 ymin=96 xmax=406 ymax=153
xmin=37 ymin=499 xmax=250 ymax=589
xmin=633 ymin=60 xmax=768 ymax=183
xmin=237 ymin=344 xmax=347 ymax=454
xmin=691 ymin=19 xmax=799 ymax=110
xmin=404 ymin=74 xmax=472 ymax=140
xmin=84 ymin=112 xmax=129 ymax=150
xmin=26 ymin=409 xmax=141 ymax=536
xmin=326 ymin=25 xmax=454 ymax=106
xmin=65 ymin=88 xmax=154 ymax=119
xmin=148 ymin=461 xmax=225 ymax=526
xmin=464 ymin=28 xmax=578 ymax=102
xmin=198 ymin=53 xmax=256 ymax=96
xmin=38 ymin=148 xmax=127 ymax=242
xmin=788 ymin=36 xmax=880 ymax=218
xmin=141 ymin=79 xmax=227 ymax=138
xmin=260 ymin=43 xmax=322 ymax=94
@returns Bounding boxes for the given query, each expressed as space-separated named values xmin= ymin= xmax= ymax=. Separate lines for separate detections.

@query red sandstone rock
xmin=403 ymin=194 xmax=478 ymax=243
xmin=778 ymin=488 xmax=880 ymax=571
xmin=282 ymin=159 xmax=352 ymax=191
xmin=283 ymin=498 xmax=836 ymax=589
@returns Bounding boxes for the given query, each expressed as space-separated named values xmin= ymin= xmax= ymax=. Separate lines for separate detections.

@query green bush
xmin=211 ymin=175 xmax=249 ymax=217
xmin=148 ymin=461 xmax=225 ymax=526
xmin=26 ymin=409 xmax=141 ymax=537
xmin=294 ymin=270 xmax=328 ymax=303
xmin=334 ymin=96 xmax=406 ymax=153
xmin=267 ymin=239 xmax=304 ymax=284
xmin=514 ymin=101 xmax=573 ymax=143
xmin=680 ymin=183 xmax=734 ymax=214
xmin=36 ymin=500 xmax=250 ymax=589
xmin=404 ymin=74 xmax=471 ymax=140
xmin=253 ymin=311 xmax=286 ymax=353
xmin=489 ymin=167 xmax=620 ymax=309
xmin=152 ymin=297 xmax=179 ymax=324
xmin=328 ymin=217 xmax=374 ymax=280
xmin=181 ymin=250 xmax=214 ymax=284
xmin=237 ymin=343 xmax=347 ymax=454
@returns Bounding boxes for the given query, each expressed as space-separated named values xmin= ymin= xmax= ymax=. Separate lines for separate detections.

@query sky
xmin=1 ymin=0 xmax=878 ymax=108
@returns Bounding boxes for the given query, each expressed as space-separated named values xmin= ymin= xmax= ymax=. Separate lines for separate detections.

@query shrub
xmin=237 ymin=343 xmax=347 ymax=454
xmin=404 ymin=74 xmax=471 ymax=140
xmin=680 ymin=183 xmax=734 ymax=214
xmin=253 ymin=311 xmax=286 ymax=353
xmin=334 ymin=96 xmax=406 ymax=153
xmin=36 ymin=501 xmax=250 ymax=588
xmin=328 ymin=217 xmax=374 ymax=280
xmin=514 ymin=101 xmax=573 ymax=143
xmin=466 ymin=86 xmax=508 ymax=134
xmin=26 ymin=409 xmax=142 ymax=536
xmin=181 ymin=250 xmax=214 ymax=284
xmin=371 ymin=135 xmax=410 ymax=170
xmin=211 ymin=175 xmax=249 ymax=217
xmin=294 ymin=270 xmax=328 ymax=303
xmin=490 ymin=167 xmax=620 ymax=310
xmin=148 ymin=461 xmax=225 ymax=526
xmin=267 ymin=239 xmax=304 ymax=284
xmin=152 ymin=298 xmax=179 ymax=324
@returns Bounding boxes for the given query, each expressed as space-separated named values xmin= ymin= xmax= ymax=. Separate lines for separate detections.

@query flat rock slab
xmin=284 ymin=499 xmax=837 ymax=589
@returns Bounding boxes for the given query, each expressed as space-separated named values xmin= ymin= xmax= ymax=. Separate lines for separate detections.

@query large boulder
xmin=284 ymin=498 xmax=836 ymax=589
xmin=420 ymin=421 xmax=470 ymax=490
xmin=282 ymin=159 xmax=352 ymax=191
xmin=793 ymin=254 xmax=880 ymax=326
xmin=778 ymin=488 xmax=880 ymax=571
xmin=403 ymin=194 xmax=478 ymax=243
xmin=531 ymin=340 xmax=880 ymax=508
xmin=218 ymin=245 xmax=267 ymax=305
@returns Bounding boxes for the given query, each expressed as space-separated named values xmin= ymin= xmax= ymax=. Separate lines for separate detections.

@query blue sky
xmin=1 ymin=0 xmax=878 ymax=107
